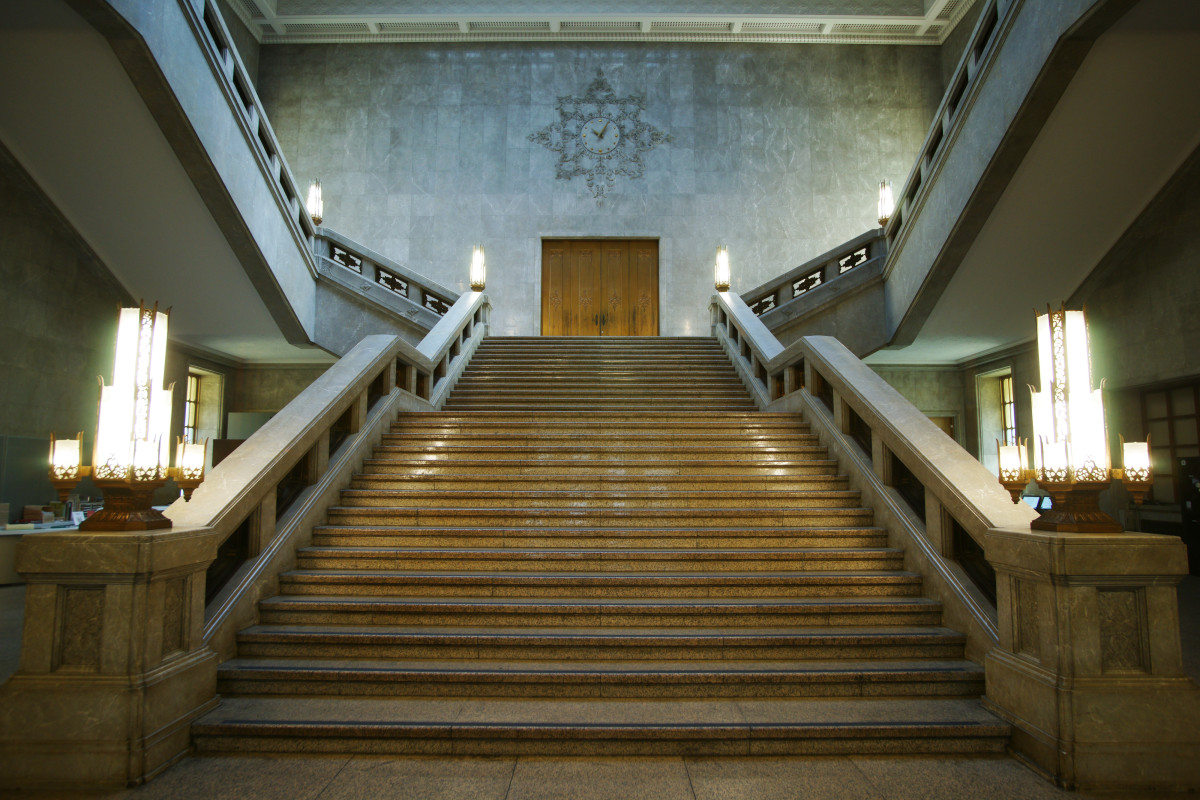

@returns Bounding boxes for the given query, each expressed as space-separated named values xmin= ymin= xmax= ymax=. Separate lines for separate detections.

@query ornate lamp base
xmin=78 ymin=479 xmax=172 ymax=531
xmin=1031 ymin=480 xmax=1123 ymax=533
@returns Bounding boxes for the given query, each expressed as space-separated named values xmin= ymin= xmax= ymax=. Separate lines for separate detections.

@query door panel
xmin=541 ymin=239 xmax=658 ymax=336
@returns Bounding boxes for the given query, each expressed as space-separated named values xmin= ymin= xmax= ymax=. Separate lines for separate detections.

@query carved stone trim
xmin=1099 ymin=588 xmax=1149 ymax=673
xmin=56 ymin=586 xmax=105 ymax=671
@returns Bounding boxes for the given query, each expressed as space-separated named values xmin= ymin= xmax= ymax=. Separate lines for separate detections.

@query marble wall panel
xmin=258 ymin=43 xmax=942 ymax=335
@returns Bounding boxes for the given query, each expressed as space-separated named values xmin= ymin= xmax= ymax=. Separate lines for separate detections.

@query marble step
xmin=191 ymin=696 xmax=1010 ymax=756
xmin=296 ymin=546 xmax=906 ymax=572
xmin=256 ymin=594 xmax=944 ymax=628
xmin=275 ymin=570 xmax=922 ymax=598
xmin=333 ymin=489 xmax=862 ymax=510
xmin=439 ymin=403 xmax=760 ymax=412
xmin=235 ymin=623 xmax=959 ymax=661
xmin=357 ymin=459 xmax=843 ymax=476
xmin=323 ymin=506 xmax=875 ymax=528
xmin=347 ymin=475 xmax=847 ymax=492
xmin=308 ymin=526 xmax=888 ymax=549
xmin=379 ymin=433 xmax=819 ymax=447
xmin=213 ymin=656 xmax=986 ymax=699
xmin=367 ymin=445 xmax=830 ymax=461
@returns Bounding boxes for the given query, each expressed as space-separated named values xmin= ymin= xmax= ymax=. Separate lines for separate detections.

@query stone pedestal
xmin=984 ymin=526 xmax=1200 ymax=792
xmin=0 ymin=526 xmax=218 ymax=789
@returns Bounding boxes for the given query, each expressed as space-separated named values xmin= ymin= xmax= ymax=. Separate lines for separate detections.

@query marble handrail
xmin=191 ymin=0 xmax=450 ymax=344
xmin=882 ymin=0 xmax=1001 ymax=245
xmin=712 ymin=290 xmax=1035 ymax=657
xmin=740 ymin=229 xmax=887 ymax=323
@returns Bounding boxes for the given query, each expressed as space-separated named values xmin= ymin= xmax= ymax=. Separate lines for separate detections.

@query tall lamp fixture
xmin=714 ymin=245 xmax=731 ymax=292
xmin=470 ymin=244 xmax=486 ymax=291
xmin=80 ymin=302 xmax=175 ymax=531
xmin=878 ymin=180 xmax=895 ymax=227
xmin=306 ymin=179 xmax=323 ymax=226
xmin=997 ymin=305 xmax=1152 ymax=532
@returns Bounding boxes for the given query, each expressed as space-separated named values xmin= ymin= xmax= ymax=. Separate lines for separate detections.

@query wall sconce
xmin=48 ymin=432 xmax=91 ymax=503
xmin=306 ymin=179 xmax=323 ymax=226
xmin=171 ymin=437 xmax=208 ymax=501
xmin=80 ymin=302 xmax=175 ymax=531
xmin=878 ymin=179 xmax=895 ymax=227
xmin=1007 ymin=304 xmax=1150 ymax=532
xmin=470 ymin=244 xmax=486 ymax=291
xmin=714 ymin=245 xmax=730 ymax=292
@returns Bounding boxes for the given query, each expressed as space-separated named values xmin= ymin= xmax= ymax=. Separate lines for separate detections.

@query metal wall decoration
xmin=529 ymin=68 xmax=671 ymax=205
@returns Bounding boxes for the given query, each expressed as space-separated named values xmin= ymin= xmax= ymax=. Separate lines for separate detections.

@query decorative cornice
xmin=224 ymin=0 xmax=977 ymax=46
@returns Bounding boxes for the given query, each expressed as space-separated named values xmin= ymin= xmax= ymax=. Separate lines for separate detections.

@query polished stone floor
xmin=1 ymin=579 xmax=1197 ymax=799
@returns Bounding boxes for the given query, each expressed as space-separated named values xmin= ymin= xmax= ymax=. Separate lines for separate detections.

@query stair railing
xmin=711 ymin=289 xmax=1032 ymax=659
xmin=0 ymin=293 xmax=488 ymax=786
xmin=171 ymin=290 xmax=489 ymax=657
xmin=740 ymin=229 xmax=887 ymax=333
xmin=191 ymin=0 xmax=456 ymax=338
xmin=712 ymin=289 xmax=1198 ymax=789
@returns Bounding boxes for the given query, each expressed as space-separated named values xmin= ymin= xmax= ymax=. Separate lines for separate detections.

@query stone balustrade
xmin=0 ymin=292 xmax=489 ymax=789
xmin=711 ymin=289 xmax=1199 ymax=792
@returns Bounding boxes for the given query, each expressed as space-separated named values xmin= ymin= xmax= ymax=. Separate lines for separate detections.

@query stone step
xmin=257 ymin=595 xmax=944 ymax=628
xmin=323 ymin=506 xmax=875 ymax=528
xmin=334 ymin=489 xmax=862 ymax=510
xmin=308 ymin=526 xmax=888 ymax=549
xmin=275 ymin=569 xmax=922 ymax=598
xmin=213 ymin=655 xmax=985 ymax=699
xmin=358 ymin=459 xmax=842 ymax=476
xmin=296 ymin=546 xmax=906 ymax=572
xmin=440 ymin=403 xmax=761 ymax=412
xmin=236 ymin=623 xmax=957 ymax=660
xmin=368 ymin=445 xmax=830 ymax=462
xmin=379 ymin=432 xmax=819 ymax=446
xmin=191 ymin=696 xmax=1009 ymax=756
xmin=347 ymin=475 xmax=848 ymax=492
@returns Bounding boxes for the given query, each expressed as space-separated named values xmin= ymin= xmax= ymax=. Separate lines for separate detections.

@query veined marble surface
xmin=259 ymin=42 xmax=941 ymax=335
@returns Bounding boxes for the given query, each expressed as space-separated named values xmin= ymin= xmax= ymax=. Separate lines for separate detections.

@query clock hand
xmin=599 ymin=121 xmax=610 ymax=136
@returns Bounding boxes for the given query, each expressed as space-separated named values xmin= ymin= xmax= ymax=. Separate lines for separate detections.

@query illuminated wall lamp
xmin=171 ymin=437 xmax=208 ymax=501
xmin=48 ymin=431 xmax=91 ymax=503
xmin=306 ymin=179 xmax=323 ymax=226
xmin=1001 ymin=304 xmax=1152 ymax=532
xmin=470 ymin=244 xmax=486 ymax=291
xmin=714 ymin=245 xmax=730 ymax=292
xmin=878 ymin=179 xmax=895 ymax=227
xmin=80 ymin=302 xmax=174 ymax=531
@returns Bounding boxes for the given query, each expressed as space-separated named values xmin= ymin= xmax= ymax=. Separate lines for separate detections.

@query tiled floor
xmin=1 ymin=579 xmax=1197 ymax=799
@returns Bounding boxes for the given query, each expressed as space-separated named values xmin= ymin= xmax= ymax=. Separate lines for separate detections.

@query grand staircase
xmin=193 ymin=336 xmax=1008 ymax=755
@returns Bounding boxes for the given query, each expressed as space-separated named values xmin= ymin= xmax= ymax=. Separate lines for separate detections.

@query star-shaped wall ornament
xmin=529 ymin=68 xmax=671 ymax=206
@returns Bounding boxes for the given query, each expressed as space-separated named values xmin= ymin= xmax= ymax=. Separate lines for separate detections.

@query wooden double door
xmin=541 ymin=239 xmax=659 ymax=336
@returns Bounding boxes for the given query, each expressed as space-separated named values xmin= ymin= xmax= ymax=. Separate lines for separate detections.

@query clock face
xmin=580 ymin=116 xmax=621 ymax=155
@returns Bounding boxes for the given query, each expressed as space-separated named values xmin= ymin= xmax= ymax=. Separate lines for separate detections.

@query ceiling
xmin=865 ymin=0 xmax=1200 ymax=366
xmin=224 ymin=0 xmax=976 ymax=45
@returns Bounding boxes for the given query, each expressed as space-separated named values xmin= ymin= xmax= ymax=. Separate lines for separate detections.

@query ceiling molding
xmin=225 ymin=0 xmax=977 ymax=45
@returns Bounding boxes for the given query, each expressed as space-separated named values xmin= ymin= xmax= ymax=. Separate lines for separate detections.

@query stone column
xmin=0 ymin=527 xmax=219 ymax=788
xmin=984 ymin=526 xmax=1200 ymax=791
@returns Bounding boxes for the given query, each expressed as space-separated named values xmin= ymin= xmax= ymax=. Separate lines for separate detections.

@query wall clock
xmin=529 ymin=69 xmax=671 ymax=205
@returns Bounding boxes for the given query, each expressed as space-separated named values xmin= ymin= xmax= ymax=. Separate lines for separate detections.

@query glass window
xmin=1140 ymin=382 xmax=1200 ymax=504
xmin=1000 ymin=375 xmax=1017 ymax=446
xmin=183 ymin=372 xmax=200 ymax=445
